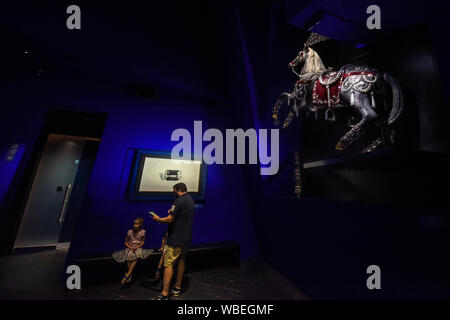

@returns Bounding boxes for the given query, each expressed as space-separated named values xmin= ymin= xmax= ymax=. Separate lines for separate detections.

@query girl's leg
xmin=121 ymin=261 xmax=133 ymax=285
xmin=126 ymin=260 xmax=137 ymax=282
xmin=126 ymin=261 xmax=132 ymax=276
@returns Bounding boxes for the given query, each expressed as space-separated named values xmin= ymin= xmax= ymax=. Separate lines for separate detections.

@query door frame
xmin=13 ymin=133 xmax=86 ymax=252
xmin=0 ymin=108 xmax=107 ymax=255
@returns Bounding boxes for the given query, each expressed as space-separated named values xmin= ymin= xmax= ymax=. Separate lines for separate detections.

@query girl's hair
xmin=134 ymin=217 xmax=144 ymax=226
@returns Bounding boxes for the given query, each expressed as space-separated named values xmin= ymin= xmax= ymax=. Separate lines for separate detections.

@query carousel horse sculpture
xmin=272 ymin=34 xmax=404 ymax=153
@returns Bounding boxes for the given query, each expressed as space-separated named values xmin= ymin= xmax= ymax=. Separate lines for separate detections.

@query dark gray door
xmin=14 ymin=134 xmax=84 ymax=249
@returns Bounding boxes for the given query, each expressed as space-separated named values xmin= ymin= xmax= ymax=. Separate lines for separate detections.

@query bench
xmin=72 ymin=241 xmax=240 ymax=286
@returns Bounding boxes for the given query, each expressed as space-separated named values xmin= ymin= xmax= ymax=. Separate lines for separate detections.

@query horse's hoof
xmin=335 ymin=141 xmax=346 ymax=151
xmin=361 ymin=147 xmax=371 ymax=154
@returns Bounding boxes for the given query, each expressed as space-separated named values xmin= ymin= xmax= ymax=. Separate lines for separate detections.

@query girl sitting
xmin=113 ymin=217 xmax=153 ymax=286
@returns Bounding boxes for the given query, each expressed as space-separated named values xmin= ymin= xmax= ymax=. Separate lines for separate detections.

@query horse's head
xmin=289 ymin=48 xmax=309 ymax=75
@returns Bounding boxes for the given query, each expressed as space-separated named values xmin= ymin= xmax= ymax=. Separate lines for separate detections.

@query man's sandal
xmin=153 ymin=294 xmax=169 ymax=300
xmin=171 ymin=287 xmax=182 ymax=297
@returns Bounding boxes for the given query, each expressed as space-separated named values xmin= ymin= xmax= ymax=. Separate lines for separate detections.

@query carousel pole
xmin=294 ymin=150 xmax=302 ymax=199
xmin=294 ymin=110 xmax=303 ymax=199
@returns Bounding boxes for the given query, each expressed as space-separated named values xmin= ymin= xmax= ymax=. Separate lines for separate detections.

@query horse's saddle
xmin=309 ymin=66 xmax=380 ymax=108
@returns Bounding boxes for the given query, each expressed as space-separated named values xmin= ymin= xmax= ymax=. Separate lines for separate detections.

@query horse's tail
xmin=384 ymin=72 xmax=404 ymax=126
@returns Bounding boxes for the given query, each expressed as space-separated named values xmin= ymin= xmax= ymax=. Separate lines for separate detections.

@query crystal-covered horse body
xmin=272 ymin=47 xmax=404 ymax=153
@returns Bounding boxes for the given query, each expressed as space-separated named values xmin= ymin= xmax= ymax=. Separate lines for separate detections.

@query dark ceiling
xmin=1 ymin=0 xmax=443 ymax=104
xmin=1 ymin=1 xmax=229 ymax=101
xmin=285 ymin=0 xmax=435 ymax=44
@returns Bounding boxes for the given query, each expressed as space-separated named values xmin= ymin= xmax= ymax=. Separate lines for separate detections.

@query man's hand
xmin=153 ymin=213 xmax=174 ymax=224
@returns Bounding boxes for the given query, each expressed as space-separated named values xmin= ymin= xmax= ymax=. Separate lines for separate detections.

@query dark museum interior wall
xmin=2 ymin=0 xmax=450 ymax=300
xmin=231 ymin=0 xmax=450 ymax=299
xmin=0 ymin=1 xmax=260 ymax=260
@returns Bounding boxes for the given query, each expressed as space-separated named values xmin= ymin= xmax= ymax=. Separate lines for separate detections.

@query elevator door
xmin=14 ymin=134 xmax=84 ymax=249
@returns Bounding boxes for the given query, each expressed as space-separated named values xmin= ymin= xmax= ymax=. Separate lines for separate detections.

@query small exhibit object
xmin=128 ymin=149 xmax=207 ymax=201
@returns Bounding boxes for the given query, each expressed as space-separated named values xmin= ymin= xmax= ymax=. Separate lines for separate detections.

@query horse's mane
xmin=300 ymin=48 xmax=327 ymax=77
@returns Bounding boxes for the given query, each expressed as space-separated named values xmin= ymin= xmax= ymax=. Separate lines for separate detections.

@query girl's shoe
xmin=120 ymin=273 xmax=132 ymax=287
xmin=126 ymin=274 xmax=133 ymax=283
xmin=121 ymin=273 xmax=129 ymax=286
xmin=153 ymin=294 xmax=170 ymax=300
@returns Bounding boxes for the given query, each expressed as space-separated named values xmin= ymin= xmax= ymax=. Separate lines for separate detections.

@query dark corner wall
xmin=233 ymin=0 xmax=450 ymax=299
xmin=0 ymin=1 xmax=260 ymax=261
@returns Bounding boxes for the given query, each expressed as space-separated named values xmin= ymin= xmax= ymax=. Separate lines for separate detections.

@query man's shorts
xmin=163 ymin=245 xmax=187 ymax=267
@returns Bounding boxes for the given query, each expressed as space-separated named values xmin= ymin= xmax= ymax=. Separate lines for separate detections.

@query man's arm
xmin=155 ymin=214 xmax=174 ymax=224
xmin=153 ymin=204 xmax=178 ymax=223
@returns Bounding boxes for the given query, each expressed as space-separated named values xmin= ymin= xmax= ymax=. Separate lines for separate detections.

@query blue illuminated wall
xmin=0 ymin=145 xmax=26 ymax=205
xmin=68 ymin=96 xmax=261 ymax=260
xmin=0 ymin=1 xmax=261 ymax=260
xmin=0 ymin=81 xmax=261 ymax=260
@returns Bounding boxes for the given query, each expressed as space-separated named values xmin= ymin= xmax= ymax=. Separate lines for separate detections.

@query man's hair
xmin=173 ymin=182 xmax=187 ymax=193
xmin=134 ymin=217 xmax=144 ymax=225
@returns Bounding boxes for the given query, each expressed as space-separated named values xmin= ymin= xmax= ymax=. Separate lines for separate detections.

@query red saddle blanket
xmin=312 ymin=73 xmax=343 ymax=107
xmin=311 ymin=71 xmax=375 ymax=107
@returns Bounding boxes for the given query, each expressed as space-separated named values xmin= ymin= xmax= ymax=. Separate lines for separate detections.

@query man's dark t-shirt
xmin=167 ymin=193 xmax=195 ymax=246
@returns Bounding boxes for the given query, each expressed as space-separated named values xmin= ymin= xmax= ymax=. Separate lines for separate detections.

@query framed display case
xmin=128 ymin=149 xmax=207 ymax=201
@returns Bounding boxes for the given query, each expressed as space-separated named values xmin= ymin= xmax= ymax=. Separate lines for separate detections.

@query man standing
xmin=152 ymin=182 xmax=195 ymax=300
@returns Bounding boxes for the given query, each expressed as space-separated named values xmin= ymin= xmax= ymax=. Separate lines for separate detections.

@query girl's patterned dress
xmin=112 ymin=229 xmax=153 ymax=263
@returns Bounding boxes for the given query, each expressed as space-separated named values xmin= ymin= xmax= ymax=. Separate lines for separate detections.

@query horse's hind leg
xmin=336 ymin=93 xmax=377 ymax=151
xmin=361 ymin=121 xmax=389 ymax=153
xmin=362 ymin=137 xmax=383 ymax=153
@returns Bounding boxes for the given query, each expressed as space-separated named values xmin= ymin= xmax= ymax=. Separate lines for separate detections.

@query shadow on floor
xmin=0 ymin=247 xmax=308 ymax=300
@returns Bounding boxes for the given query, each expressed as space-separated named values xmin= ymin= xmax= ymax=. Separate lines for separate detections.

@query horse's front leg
xmin=282 ymin=106 xmax=297 ymax=128
xmin=336 ymin=93 xmax=378 ymax=151
xmin=272 ymin=92 xmax=291 ymax=126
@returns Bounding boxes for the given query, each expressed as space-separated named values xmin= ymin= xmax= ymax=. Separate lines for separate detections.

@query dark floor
xmin=0 ymin=247 xmax=308 ymax=300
